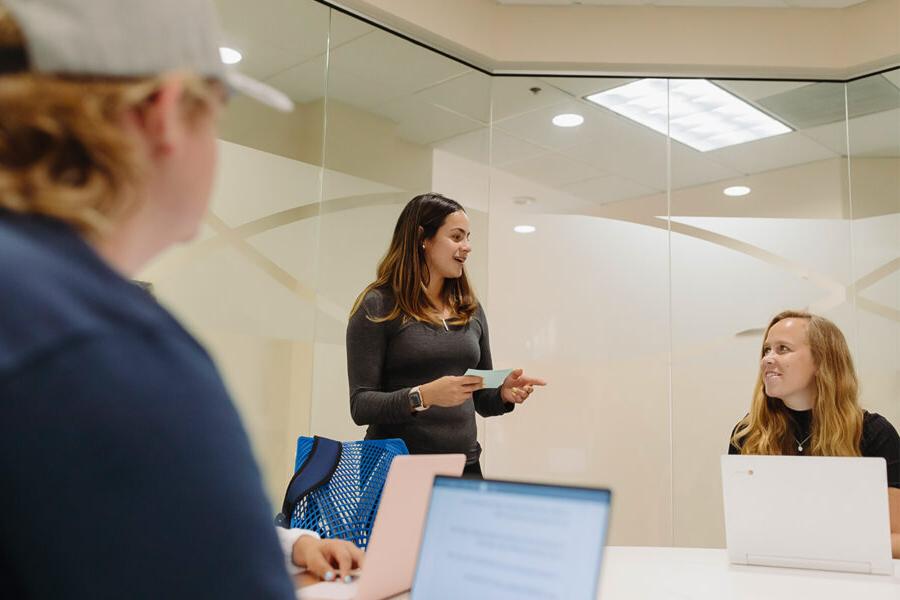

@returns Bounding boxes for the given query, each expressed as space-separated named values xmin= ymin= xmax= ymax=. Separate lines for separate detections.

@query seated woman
xmin=729 ymin=310 xmax=900 ymax=558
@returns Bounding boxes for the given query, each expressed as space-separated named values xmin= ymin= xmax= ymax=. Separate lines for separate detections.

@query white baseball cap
xmin=2 ymin=0 xmax=294 ymax=112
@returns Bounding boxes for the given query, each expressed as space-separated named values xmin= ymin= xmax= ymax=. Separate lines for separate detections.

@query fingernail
xmin=324 ymin=571 xmax=335 ymax=582
xmin=344 ymin=575 xmax=354 ymax=584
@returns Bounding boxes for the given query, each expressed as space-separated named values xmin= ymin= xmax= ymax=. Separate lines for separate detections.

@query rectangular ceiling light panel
xmin=585 ymin=78 xmax=792 ymax=152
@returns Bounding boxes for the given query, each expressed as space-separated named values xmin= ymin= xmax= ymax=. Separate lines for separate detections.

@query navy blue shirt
xmin=0 ymin=212 xmax=294 ymax=599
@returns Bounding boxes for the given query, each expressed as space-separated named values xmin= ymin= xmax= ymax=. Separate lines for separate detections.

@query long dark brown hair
xmin=350 ymin=193 xmax=478 ymax=325
xmin=731 ymin=310 xmax=863 ymax=456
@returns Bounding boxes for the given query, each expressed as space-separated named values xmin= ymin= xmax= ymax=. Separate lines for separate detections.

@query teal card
xmin=463 ymin=368 xmax=513 ymax=389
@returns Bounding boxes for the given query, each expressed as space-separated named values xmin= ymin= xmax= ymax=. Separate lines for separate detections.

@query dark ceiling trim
xmin=314 ymin=0 xmax=492 ymax=76
xmin=314 ymin=0 xmax=899 ymax=84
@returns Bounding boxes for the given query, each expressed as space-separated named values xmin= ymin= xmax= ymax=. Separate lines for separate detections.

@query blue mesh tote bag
xmin=275 ymin=435 xmax=408 ymax=548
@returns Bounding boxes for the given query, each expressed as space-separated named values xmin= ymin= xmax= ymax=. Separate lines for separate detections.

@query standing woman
xmin=346 ymin=193 xmax=545 ymax=478
xmin=729 ymin=310 xmax=900 ymax=557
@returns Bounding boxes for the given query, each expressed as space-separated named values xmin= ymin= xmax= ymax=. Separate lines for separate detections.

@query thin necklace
xmin=433 ymin=303 xmax=450 ymax=331
xmin=794 ymin=433 xmax=812 ymax=453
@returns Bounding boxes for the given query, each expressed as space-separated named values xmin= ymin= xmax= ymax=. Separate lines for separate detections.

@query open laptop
xmin=721 ymin=455 xmax=893 ymax=575
xmin=410 ymin=477 xmax=612 ymax=600
xmin=300 ymin=454 xmax=465 ymax=600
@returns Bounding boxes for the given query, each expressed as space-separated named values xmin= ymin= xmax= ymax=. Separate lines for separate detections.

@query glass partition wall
xmin=137 ymin=0 xmax=900 ymax=549
xmin=141 ymin=0 xmax=331 ymax=507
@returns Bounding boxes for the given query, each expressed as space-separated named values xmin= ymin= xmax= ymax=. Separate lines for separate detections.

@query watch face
xmin=410 ymin=387 xmax=427 ymax=411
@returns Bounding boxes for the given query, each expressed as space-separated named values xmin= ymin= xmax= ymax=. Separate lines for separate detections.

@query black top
xmin=0 ymin=212 xmax=294 ymax=599
xmin=346 ymin=288 xmax=513 ymax=464
xmin=729 ymin=406 xmax=900 ymax=488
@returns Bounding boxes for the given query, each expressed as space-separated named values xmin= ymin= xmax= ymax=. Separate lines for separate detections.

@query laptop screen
xmin=411 ymin=477 xmax=612 ymax=600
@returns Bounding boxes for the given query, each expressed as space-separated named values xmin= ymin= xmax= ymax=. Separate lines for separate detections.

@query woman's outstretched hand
xmin=500 ymin=369 xmax=547 ymax=404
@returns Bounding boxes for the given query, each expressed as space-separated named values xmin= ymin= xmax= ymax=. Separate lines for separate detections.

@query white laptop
xmin=410 ymin=477 xmax=612 ymax=600
xmin=301 ymin=454 xmax=466 ymax=600
xmin=721 ymin=455 xmax=893 ymax=575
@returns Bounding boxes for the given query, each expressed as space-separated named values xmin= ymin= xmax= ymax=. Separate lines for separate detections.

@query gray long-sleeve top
xmin=346 ymin=288 xmax=513 ymax=464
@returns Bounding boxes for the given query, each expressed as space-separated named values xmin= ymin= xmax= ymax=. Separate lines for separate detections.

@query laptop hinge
xmin=746 ymin=553 xmax=871 ymax=574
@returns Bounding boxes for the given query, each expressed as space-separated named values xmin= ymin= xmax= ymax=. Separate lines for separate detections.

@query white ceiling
xmin=497 ymin=1 xmax=868 ymax=8
xmin=215 ymin=0 xmax=900 ymax=210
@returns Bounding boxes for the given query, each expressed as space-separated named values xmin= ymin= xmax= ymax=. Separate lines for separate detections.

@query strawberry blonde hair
xmin=731 ymin=310 xmax=863 ymax=456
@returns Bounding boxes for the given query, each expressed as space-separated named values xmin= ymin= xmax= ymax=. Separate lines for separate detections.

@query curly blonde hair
xmin=0 ymin=8 xmax=217 ymax=236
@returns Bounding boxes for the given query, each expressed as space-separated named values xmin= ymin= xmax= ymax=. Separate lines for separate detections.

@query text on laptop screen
xmin=411 ymin=477 xmax=611 ymax=600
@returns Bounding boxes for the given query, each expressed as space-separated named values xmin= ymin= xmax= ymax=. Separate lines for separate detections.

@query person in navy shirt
xmin=0 ymin=1 xmax=361 ymax=597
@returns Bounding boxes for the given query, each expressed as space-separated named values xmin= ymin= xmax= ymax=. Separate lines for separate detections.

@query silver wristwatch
xmin=409 ymin=386 xmax=429 ymax=412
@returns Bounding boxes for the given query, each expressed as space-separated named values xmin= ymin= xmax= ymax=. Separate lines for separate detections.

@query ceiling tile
xmin=844 ymin=109 xmax=900 ymax=157
xmin=561 ymin=175 xmax=659 ymax=205
xmin=494 ymin=100 xmax=618 ymax=151
xmin=714 ymin=80 xmax=814 ymax=102
xmin=501 ymin=151 xmax=604 ymax=187
xmin=670 ymin=143 xmax=744 ymax=189
xmin=215 ymin=0 xmax=329 ymax=60
xmin=223 ymin=41 xmax=312 ymax=83
xmin=433 ymin=129 xmax=491 ymax=164
xmin=436 ymin=128 xmax=549 ymax=165
xmin=329 ymin=12 xmax=378 ymax=48
xmin=325 ymin=30 xmax=469 ymax=106
xmin=264 ymin=56 xmax=327 ymax=104
xmin=706 ymin=131 xmax=837 ymax=174
xmin=373 ymin=97 xmax=485 ymax=145
xmin=491 ymin=77 xmax=571 ymax=121
xmin=883 ymin=69 xmax=900 ymax=91
xmin=558 ymin=111 xmax=669 ymax=188
xmin=541 ymin=76 xmax=642 ymax=99
xmin=414 ymin=72 xmax=493 ymax=124
xmin=490 ymin=130 xmax=555 ymax=165
xmin=800 ymin=121 xmax=847 ymax=155
xmin=803 ymin=108 xmax=900 ymax=157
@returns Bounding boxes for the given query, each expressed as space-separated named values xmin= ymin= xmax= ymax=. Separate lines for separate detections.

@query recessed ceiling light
xmin=584 ymin=79 xmax=791 ymax=152
xmin=723 ymin=185 xmax=751 ymax=197
xmin=219 ymin=47 xmax=243 ymax=65
xmin=512 ymin=196 xmax=536 ymax=206
xmin=552 ymin=113 xmax=584 ymax=128
xmin=514 ymin=225 xmax=536 ymax=234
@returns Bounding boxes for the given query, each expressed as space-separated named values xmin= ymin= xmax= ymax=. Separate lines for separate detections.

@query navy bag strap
xmin=274 ymin=436 xmax=342 ymax=528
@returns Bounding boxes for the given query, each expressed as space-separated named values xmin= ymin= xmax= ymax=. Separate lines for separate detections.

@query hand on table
xmin=292 ymin=536 xmax=365 ymax=583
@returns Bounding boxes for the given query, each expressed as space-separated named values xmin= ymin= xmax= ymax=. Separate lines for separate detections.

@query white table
xmin=377 ymin=546 xmax=900 ymax=600
xmin=596 ymin=547 xmax=900 ymax=599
